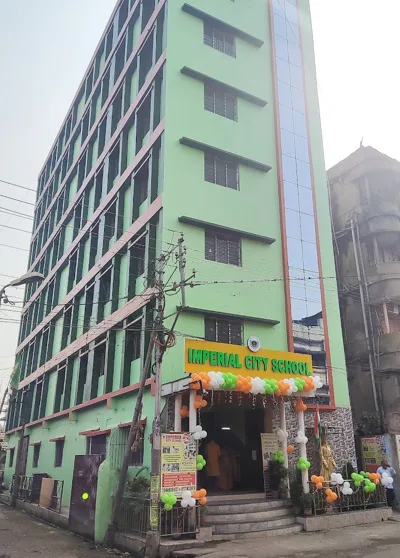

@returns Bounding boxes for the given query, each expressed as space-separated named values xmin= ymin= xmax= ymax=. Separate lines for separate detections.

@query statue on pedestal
xmin=320 ymin=432 xmax=336 ymax=480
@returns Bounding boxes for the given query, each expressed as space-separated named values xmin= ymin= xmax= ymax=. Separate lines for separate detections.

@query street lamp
xmin=0 ymin=272 xmax=45 ymax=307
xmin=0 ymin=271 xmax=45 ymax=507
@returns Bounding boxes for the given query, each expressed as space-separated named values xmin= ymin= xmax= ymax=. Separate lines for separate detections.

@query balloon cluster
xmin=193 ymin=488 xmax=207 ymax=505
xmin=194 ymin=395 xmax=207 ymax=409
xmin=363 ymin=478 xmax=377 ymax=493
xmin=330 ymin=472 xmax=344 ymax=485
xmin=311 ymin=475 xmax=325 ymax=489
xmin=180 ymin=490 xmax=196 ymax=508
xmin=192 ymin=424 xmax=207 ymax=440
xmin=222 ymin=373 xmax=238 ymax=390
xmin=272 ymin=450 xmax=285 ymax=464
xmin=191 ymin=372 xmax=211 ymax=390
xmin=161 ymin=492 xmax=177 ymax=511
xmin=180 ymin=405 xmax=189 ymax=418
xmin=197 ymin=454 xmax=207 ymax=471
xmin=297 ymin=456 xmax=310 ymax=471
xmin=340 ymin=481 xmax=353 ymax=496
xmin=351 ymin=472 xmax=366 ymax=487
xmin=295 ymin=430 xmax=308 ymax=444
xmin=369 ymin=472 xmax=381 ymax=485
xmin=191 ymin=373 xmax=324 ymax=396
xmin=381 ymin=471 xmax=393 ymax=487
xmin=295 ymin=398 xmax=307 ymax=412
xmin=325 ymin=488 xmax=338 ymax=504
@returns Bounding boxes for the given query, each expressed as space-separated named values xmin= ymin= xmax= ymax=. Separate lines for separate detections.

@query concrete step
xmin=212 ymin=523 xmax=303 ymax=541
xmin=206 ymin=506 xmax=292 ymax=524
xmin=207 ymin=499 xmax=290 ymax=515
xmin=206 ymin=492 xmax=265 ymax=503
xmin=212 ymin=515 xmax=295 ymax=535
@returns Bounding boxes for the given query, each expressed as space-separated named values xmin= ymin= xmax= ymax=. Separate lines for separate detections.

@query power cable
xmin=0 ymin=179 xmax=36 ymax=193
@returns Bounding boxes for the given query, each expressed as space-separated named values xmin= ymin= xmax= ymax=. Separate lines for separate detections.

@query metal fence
xmin=10 ymin=475 xmax=33 ymax=501
xmin=49 ymin=479 xmax=64 ymax=514
xmin=309 ymin=480 xmax=388 ymax=515
xmin=117 ymin=498 xmax=199 ymax=538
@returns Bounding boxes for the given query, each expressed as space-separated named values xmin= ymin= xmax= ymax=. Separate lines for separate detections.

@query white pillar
xmin=174 ymin=393 xmax=182 ymax=432
xmin=279 ymin=399 xmax=288 ymax=468
xmin=298 ymin=410 xmax=309 ymax=493
xmin=189 ymin=390 xmax=197 ymax=432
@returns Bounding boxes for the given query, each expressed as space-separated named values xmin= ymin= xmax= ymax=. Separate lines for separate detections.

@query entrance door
xmin=244 ymin=409 xmax=264 ymax=492
xmin=69 ymin=454 xmax=104 ymax=538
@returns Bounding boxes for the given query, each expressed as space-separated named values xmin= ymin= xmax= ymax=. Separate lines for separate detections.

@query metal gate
xmin=68 ymin=454 xmax=105 ymax=538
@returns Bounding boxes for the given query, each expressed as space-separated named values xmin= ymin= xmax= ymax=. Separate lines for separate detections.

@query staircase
xmin=205 ymin=493 xmax=302 ymax=541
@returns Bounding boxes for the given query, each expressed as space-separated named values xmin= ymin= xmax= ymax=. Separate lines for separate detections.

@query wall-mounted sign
xmin=161 ymin=433 xmax=197 ymax=494
xmin=260 ymin=433 xmax=279 ymax=469
xmin=184 ymin=339 xmax=313 ymax=379
xmin=360 ymin=436 xmax=387 ymax=473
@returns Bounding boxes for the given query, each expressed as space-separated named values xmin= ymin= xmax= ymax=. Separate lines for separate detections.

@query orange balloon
xmin=180 ymin=405 xmax=189 ymax=418
xmin=199 ymin=488 xmax=207 ymax=498
xmin=331 ymin=493 xmax=338 ymax=501
xmin=295 ymin=399 xmax=308 ymax=412
xmin=326 ymin=497 xmax=333 ymax=504
xmin=311 ymin=475 xmax=318 ymax=483
xmin=316 ymin=483 xmax=323 ymax=489
xmin=201 ymin=399 xmax=207 ymax=408
xmin=287 ymin=445 xmax=294 ymax=454
xmin=193 ymin=491 xmax=200 ymax=499
xmin=194 ymin=401 xmax=201 ymax=409
xmin=199 ymin=497 xmax=207 ymax=505
xmin=319 ymin=476 xmax=325 ymax=483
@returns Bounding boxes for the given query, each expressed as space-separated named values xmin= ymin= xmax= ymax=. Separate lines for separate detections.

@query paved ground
xmin=174 ymin=518 xmax=400 ymax=558
xmin=0 ymin=504 xmax=121 ymax=558
xmin=1 ymin=502 xmax=400 ymax=558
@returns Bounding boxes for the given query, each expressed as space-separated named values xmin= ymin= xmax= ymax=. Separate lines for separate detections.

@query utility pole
xmin=107 ymin=235 xmax=191 ymax=549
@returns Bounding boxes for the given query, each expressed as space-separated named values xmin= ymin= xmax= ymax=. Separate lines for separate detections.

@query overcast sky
xmin=0 ymin=0 xmax=399 ymax=400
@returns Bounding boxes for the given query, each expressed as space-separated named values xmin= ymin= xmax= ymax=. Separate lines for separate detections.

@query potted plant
xmin=300 ymin=492 xmax=314 ymax=516
xmin=269 ymin=460 xmax=288 ymax=499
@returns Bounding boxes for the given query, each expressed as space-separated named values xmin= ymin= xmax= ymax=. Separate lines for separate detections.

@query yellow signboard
xmin=184 ymin=339 xmax=313 ymax=380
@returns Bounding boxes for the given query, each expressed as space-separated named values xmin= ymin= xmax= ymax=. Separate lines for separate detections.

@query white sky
xmin=0 ymin=0 xmax=399 ymax=400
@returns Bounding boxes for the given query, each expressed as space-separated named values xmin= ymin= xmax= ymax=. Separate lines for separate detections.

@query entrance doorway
xmin=198 ymin=402 xmax=267 ymax=494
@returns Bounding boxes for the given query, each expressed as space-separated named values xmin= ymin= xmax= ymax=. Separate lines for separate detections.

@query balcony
xmin=359 ymin=205 xmax=400 ymax=248
xmin=367 ymin=261 xmax=400 ymax=303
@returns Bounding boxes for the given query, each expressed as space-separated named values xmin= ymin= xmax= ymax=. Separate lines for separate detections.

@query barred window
xmin=204 ymin=23 xmax=236 ymax=57
xmin=205 ymin=317 xmax=243 ymax=345
xmin=205 ymin=229 xmax=241 ymax=266
xmin=204 ymin=83 xmax=237 ymax=121
xmin=204 ymin=154 xmax=239 ymax=190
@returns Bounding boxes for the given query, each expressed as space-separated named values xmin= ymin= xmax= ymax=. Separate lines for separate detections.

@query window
xmin=204 ymin=83 xmax=237 ymax=121
xmin=9 ymin=448 xmax=15 ymax=468
xmin=87 ymin=434 xmax=107 ymax=456
xmin=205 ymin=317 xmax=243 ymax=345
xmin=205 ymin=229 xmax=241 ymax=266
xmin=33 ymin=445 xmax=41 ymax=468
xmin=204 ymin=23 xmax=236 ymax=57
xmin=204 ymin=154 xmax=239 ymax=190
xmin=54 ymin=440 xmax=64 ymax=467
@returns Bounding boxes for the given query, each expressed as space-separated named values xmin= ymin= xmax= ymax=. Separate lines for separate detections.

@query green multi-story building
xmin=4 ymin=0 xmax=355 ymax=542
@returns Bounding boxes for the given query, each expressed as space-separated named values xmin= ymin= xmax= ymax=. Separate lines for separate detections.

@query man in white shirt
xmin=377 ymin=459 xmax=396 ymax=508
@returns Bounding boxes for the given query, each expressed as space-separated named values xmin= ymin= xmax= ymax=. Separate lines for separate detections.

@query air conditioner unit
xmin=387 ymin=303 xmax=399 ymax=315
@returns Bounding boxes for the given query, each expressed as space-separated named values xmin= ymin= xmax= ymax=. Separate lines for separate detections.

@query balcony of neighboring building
xmin=362 ymin=241 xmax=400 ymax=303
xmin=359 ymin=201 xmax=400 ymax=248
xmin=375 ymin=303 xmax=400 ymax=372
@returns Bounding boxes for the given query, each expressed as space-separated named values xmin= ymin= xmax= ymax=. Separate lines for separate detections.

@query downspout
xmin=350 ymin=219 xmax=380 ymax=420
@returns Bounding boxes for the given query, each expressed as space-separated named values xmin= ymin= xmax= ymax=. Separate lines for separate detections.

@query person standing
xmin=377 ymin=459 xmax=396 ymax=508
xmin=205 ymin=439 xmax=221 ymax=492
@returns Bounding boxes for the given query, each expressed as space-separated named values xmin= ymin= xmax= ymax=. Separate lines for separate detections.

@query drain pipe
xmin=350 ymin=219 xmax=380 ymax=415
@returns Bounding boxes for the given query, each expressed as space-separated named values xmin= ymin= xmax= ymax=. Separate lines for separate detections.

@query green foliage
xmin=124 ymin=466 xmax=150 ymax=500
xmin=269 ymin=460 xmax=288 ymax=490
xmin=290 ymin=478 xmax=304 ymax=509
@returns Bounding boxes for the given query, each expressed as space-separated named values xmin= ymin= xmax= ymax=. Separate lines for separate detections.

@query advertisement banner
xmin=361 ymin=436 xmax=387 ymax=473
xmin=260 ymin=433 xmax=279 ymax=469
xmin=161 ymin=432 xmax=197 ymax=494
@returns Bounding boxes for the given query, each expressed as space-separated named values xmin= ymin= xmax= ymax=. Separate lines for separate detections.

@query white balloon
xmin=200 ymin=430 xmax=207 ymax=439
xmin=189 ymin=497 xmax=196 ymax=507
xmin=181 ymin=500 xmax=188 ymax=508
xmin=295 ymin=430 xmax=308 ymax=444
xmin=250 ymin=377 xmax=265 ymax=395
xmin=313 ymin=375 xmax=323 ymax=389
xmin=194 ymin=425 xmax=202 ymax=433
xmin=193 ymin=432 xmax=201 ymax=440
xmin=182 ymin=490 xmax=191 ymax=500
xmin=276 ymin=428 xmax=288 ymax=442
xmin=336 ymin=474 xmax=344 ymax=485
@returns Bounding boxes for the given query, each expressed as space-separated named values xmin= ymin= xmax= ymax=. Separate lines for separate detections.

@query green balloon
xmin=161 ymin=493 xmax=169 ymax=504
xmin=354 ymin=480 xmax=361 ymax=487
xmin=170 ymin=494 xmax=177 ymax=505
xmin=351 ymin=472 xmax=357 ymax=480
xmin=305 ymin=461 xmax=311 ymax=468
xmin=197 ymin=455 xmax=203 ymax=463
xmin=164 ymin=503 xmax=173 ymax=511
xmin=197 ymin=463 xmax=204 ymax=471
xmin=360 ymin=471 xmax=366 ymax=477
xmin=278 ymin=456 xmax=284 ymax=464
